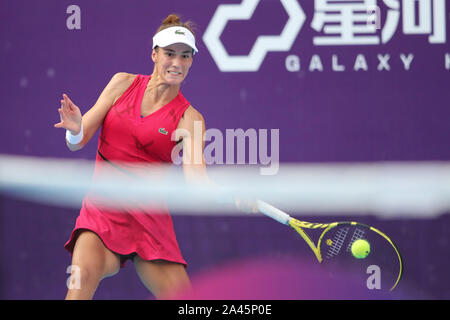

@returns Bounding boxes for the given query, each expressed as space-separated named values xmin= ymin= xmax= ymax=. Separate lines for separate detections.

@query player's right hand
xmin=54 ymin=93 xmax=82 ymax=134
xmin=234 ymin=197 xmax=259 ymax=213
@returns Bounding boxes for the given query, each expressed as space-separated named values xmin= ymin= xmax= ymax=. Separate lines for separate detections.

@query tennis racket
xmin=257 ymin=200 xmax=403 ymax=292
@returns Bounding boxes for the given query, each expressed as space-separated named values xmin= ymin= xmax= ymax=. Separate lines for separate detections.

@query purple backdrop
xmin=1 ymin=0 xmax=449 ymax=299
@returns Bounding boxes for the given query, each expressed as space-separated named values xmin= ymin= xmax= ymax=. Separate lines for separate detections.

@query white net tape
xmin=1 ymin=154 xmax=449 ymax=218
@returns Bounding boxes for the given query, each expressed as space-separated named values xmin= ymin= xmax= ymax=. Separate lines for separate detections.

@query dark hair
xmin=156 ymin=13 xmax=196 ymax=37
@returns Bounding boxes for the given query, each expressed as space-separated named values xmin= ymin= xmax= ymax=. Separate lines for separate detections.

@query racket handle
xmin=256 ymin=200 xmax=291 ymax=225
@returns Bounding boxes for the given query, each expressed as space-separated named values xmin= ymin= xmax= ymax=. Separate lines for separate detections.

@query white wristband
xmin=66 ymin=122 xmax=84 ymax=145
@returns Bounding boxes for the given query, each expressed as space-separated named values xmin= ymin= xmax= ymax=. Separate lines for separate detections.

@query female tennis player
xmin=54 ymin=14 xmax=208 ymax=300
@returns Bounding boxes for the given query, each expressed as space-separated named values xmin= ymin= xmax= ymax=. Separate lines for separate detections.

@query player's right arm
xmin=54 ymin=72 xmax=134 ymax=151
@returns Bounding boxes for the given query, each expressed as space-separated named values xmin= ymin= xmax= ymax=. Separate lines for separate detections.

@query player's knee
xmin=76 ymin=264 xmax=103 ymax=287
xmin=156 ymin=276 xmax=191 ymax=300
xmin=154 ymin=284 xmax=175 ymax=300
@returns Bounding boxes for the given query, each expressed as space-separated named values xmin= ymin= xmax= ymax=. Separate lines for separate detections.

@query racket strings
xmin=345 ymin=228 xmax=366 ymax=253
xmin=326 ymin=227 xmax=349 ymax=259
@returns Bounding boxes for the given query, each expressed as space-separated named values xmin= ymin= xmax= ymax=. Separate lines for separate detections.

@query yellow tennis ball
xmin=351 ymin=239 xmax=370 ymax=259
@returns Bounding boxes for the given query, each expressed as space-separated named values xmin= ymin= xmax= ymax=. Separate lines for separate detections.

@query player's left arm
xmin=176 ymin=105 xmax=209 ymax=184
xmin=177 ymin=106 xmax=257 ymax=212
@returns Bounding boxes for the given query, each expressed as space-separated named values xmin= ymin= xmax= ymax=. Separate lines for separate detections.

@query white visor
xmin=152 ymin=26 xmax=198 ymax=54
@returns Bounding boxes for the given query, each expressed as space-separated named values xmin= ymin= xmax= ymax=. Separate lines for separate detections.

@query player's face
xmin=152 ymin=43 xmax=193 ymax=85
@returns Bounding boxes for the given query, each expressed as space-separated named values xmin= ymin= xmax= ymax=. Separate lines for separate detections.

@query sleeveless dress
xmin=64 ymin=74 xmax=190 ymax=267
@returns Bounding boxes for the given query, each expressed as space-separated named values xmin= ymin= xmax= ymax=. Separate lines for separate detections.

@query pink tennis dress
xmin=65 ymin=74 xmax=190 ymax=267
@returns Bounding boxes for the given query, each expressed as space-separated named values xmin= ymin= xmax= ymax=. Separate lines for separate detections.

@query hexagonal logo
xmin=203 ymin=0 xmax=306 ymax=72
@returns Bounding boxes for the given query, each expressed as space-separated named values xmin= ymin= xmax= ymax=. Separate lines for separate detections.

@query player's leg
xmin=65 ymin=230 xmax=121 ymax=300
xmin=133 ymin=256 xmax=191 ymax=299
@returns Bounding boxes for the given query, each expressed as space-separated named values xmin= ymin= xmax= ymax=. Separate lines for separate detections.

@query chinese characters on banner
xmin=311 ymin=0 xmax=446 ymax=45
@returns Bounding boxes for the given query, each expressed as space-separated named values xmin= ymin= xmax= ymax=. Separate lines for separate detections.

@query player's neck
xmin=146 ymin=73 xmax=180 ymax=105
